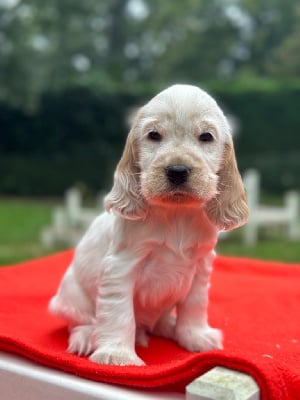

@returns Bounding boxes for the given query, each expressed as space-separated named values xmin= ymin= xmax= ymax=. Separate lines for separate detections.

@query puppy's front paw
xmin=176 ymin=325 xmax=223 ymax=352
xmin=89 ymin=346 xmax=145 ymax=366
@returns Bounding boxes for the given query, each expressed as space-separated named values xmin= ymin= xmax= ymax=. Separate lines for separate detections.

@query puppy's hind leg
xmin=49 ymin=267 xmax=94 ymax=326
xmin=49 ymin=270 xmax=96 ymax=356
xmin=152 ymin=312 xmax=176 ymax=341
xmin=68 ymin=325 xmax=95 ymax=356
xmin=135 ymin=327 xmax=150 ymax=347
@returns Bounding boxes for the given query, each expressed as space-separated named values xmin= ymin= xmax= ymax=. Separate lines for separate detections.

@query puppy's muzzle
xmin=166 ymin=165 xmax=191 ymax=186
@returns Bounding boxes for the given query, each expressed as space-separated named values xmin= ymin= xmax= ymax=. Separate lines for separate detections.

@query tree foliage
xmin=1 ymin=0 xmax=300 ymax=108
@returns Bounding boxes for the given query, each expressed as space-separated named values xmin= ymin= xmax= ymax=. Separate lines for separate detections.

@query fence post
xmin=285 ymin=191 xmax=299 ymax=240
xmin=65 ymin=188 xmax=82 ymax=226
xmin=243 ymin=169 xmax=260 ymax=246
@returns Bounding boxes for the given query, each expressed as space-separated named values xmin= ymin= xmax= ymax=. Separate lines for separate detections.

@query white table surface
xmin=0 ymin=351 xmax=184 ymax=400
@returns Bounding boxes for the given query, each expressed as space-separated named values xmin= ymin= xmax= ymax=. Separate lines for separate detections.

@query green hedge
xmin=1 ymin=82 xmax=300 ymax=195
xmin=0 ymin=88 xmax=137 ymax=195
xmin=211 ymin=83 xmax=300 ymax=192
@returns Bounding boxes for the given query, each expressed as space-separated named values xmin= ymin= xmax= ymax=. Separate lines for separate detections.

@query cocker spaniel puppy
xmin=49 ymin=84 xmax=249 ymax=366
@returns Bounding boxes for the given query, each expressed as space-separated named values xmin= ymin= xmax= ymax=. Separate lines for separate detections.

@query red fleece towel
xmin=0 ymin=251 xmax=300 ymax=399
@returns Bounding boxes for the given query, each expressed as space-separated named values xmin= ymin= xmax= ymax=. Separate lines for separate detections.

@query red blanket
xmin=0 ymin=250 xmax=300 ymax=399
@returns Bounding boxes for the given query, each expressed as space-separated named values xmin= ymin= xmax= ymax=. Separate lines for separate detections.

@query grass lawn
xmin=0 ymin=198 xmax=299 ymax=266
xmin=217 ymin=236 xmax=300 ymax=263
xmin=0 ymin=198 xmax=55 ymax=265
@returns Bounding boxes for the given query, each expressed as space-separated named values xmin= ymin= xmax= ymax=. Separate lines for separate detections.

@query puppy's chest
xmin=131 ymin=213 xmax=216 ymax=325
xmin=134 ymin=218 xmax=212 ymax=296
xmin=134 ymin=241 xmax=199 ymax=312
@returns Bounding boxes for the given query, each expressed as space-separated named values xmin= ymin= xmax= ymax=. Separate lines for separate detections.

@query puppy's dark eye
xmin=147 ymin=130 xmax=162 ymax=141
xmin=199 ymin=132 xmax=214 ymax=142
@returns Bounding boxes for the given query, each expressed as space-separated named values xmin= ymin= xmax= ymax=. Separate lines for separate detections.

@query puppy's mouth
xmin=155 ymin=189 xmax=201 ymax=206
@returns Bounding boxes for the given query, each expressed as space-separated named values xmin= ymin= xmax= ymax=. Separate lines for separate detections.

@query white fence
xmin=242 ymin=169 xmax=299 ymax=245
xmin=41 ymin=170 xmax=300 ymax=248
xmin=41 ymin=188 xmax=104 ymax=248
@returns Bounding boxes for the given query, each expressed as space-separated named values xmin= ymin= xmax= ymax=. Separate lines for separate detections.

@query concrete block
xmin=186 ymin=367 xmax=260 ymax=400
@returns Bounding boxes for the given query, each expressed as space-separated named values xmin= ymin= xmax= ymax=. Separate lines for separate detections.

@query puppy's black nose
xmin=166 ymin=165 xmax=190 ymax=186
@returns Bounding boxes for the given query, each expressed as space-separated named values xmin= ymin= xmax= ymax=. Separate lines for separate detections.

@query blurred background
xmin=0 ymin=0 xmax=300 ymax=265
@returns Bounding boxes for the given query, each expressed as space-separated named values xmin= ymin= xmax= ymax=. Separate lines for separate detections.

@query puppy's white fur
xmin=49 ymin=84 xmax=249 ymax=366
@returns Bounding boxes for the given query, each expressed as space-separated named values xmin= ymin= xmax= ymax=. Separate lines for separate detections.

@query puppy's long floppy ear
xmin=104 ymin=120 xmax=146 ymax=220
xmin=205 ymin=137 xmax=249 ymax=231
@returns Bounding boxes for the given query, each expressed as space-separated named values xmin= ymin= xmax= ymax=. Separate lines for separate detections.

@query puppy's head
xmin=105 ymin=84 xmax=248 ymax=230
